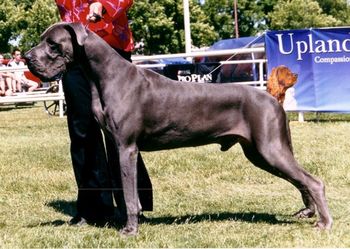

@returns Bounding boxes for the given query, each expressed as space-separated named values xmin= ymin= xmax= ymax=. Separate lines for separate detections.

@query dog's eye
xmin=50 ymin=43 xmax=60 ymax=51
xmin=47 ymin=39 xmax=60 ymax=52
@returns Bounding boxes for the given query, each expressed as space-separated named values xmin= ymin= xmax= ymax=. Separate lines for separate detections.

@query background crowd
xmin=0 ymin=49 xmax=38 ymax=96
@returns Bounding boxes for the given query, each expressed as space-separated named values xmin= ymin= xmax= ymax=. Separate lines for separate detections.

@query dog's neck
xmin=78 ymin=30 xmax=136 ymax=108
xmin=77 ymin=32 xmax=112 ymax=74
xmin=81 ymin=31 xmax=129 ymax=79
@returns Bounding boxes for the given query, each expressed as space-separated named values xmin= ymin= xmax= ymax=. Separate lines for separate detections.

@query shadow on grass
xmin=26 ymin=200 xmax=76 ymax=228
xmin=48 ymin=200 xmax=76 ymax=216
xmin=31 ymin=200 xmax=294 ymax=228
xmin=28 ymin=200 xmax=119 ymax=228
xmin=145 ymin=212 xmax=293 ymax=225
xmin=0 ymin=103 xmax=35 ymax=112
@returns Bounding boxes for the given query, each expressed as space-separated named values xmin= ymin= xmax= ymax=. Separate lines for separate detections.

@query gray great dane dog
xmin=25 ymin=22 xmax=332 ymax=236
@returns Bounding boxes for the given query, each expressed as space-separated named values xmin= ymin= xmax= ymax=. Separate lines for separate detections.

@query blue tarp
xmin=160 ymin=58 xmax=190 ymax=64
xmin=208 ymin=36 xmax=265 ymax=50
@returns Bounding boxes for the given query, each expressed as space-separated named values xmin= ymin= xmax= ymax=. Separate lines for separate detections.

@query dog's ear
xmin=276 ymin=67 xmax=286 ymax=87
xmin=267 ymin=67 xmax=277 ymax=91
xmin=64 ymin=22 xmax=88 ymax=46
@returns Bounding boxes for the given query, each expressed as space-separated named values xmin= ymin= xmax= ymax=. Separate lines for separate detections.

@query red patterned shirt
xmin=55 ymin=0 xmax=134 ymax=51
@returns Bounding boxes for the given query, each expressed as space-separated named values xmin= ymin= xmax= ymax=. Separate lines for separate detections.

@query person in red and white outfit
xmin=54 ymin=0 xmax=153 ymax=226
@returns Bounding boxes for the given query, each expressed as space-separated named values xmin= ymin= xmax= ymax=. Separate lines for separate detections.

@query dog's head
xmin=24 ymin=22 xmax=88 ymax=81
xmin=266 ymin=65 xmax=298 ymax=103
xmin=268 ymin=65 xmax=298 ymax=88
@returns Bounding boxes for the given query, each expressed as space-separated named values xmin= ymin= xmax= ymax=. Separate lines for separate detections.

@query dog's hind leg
xmin=239 ymin=141 xmax=332 ymax=229
xmin=293 ymin=189 xmax=316 ymax=219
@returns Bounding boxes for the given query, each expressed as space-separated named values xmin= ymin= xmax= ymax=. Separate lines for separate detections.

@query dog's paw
xmin=119 ymin=214 xmax=139 ymax=236
xmin=315 ymin=218 xmax=333 ymax=230
xmin=119 ymin=226 xmax=138 ymax=237
xmin=293 ymin=208 xmax=315 ymax=219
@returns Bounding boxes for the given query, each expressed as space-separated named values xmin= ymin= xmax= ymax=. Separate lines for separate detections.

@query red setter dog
xmin=267 ymin=65 xmax=298 ymax=104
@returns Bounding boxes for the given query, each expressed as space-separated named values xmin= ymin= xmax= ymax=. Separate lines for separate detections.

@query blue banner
xmin=265 ymin=28 xmax=350 ymax=112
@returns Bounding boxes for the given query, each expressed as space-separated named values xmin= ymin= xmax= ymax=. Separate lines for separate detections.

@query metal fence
xmin=133 ymin=47 xmax=267 ymax=88
xmin=0 ymin=47 xmax=267 ymax=118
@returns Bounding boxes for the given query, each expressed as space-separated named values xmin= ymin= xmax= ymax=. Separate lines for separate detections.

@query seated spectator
xmin=0 ymin=54 xmax=14 ymax=96
xmin=8 ymin=48 xmax=38 ymax=92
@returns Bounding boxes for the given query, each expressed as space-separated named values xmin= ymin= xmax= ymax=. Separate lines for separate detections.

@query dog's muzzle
xmin=24 ymin=51 xmax=64 ymax=82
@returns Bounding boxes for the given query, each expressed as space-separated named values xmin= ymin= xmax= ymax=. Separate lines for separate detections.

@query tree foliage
xmin=202 ymin=0 xmax=273 ymax=39
xmin=316 ymin=0 xmax=350 ymax=23
xmin=0 ymin=0 xmax=59 ymax=54
xmin=0 ymin=1 xmax=26 ymax=53
xmin=201 ymin=0 xmax=234 ymax=40
xmin=235 ymin=0 xmax=267 ymax=37
xmin=256 ymin=0 xmax=279 ymax=27
xmin=1 ymin=0 xmax=350 ymax=54
xmin=129 ymin=0 xmax=217 ymax=54
xmin=19 ymin=0 xmax=59 ymax=52
xmin=269 ymin=0 xmax=343 ymax=30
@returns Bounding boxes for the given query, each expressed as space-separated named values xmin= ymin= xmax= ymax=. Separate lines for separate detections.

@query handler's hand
xmin=87 ymin=2 xmax=103 ymax=22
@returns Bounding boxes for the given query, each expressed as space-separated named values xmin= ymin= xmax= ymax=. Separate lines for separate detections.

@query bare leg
xmin=25 ymin=79 xmax=39 ymax=92
xmin=5 ymin=77 xmax=13 ymax=94
xmin=13 ymin=79 xmax=20 ymax=92
xmin=0 ymin=78 xmax=5 ymax=95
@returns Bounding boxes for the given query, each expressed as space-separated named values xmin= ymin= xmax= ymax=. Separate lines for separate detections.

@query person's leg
xmin=5 ymin=76 xmax=13 ymax=93
xmin=62 ymin=65 xmax=114 ymax=224
xmin=0 ymin=78 xmax=5 ymax=95
xmin=11 ymin=79 xmax=16 ymax=93
xmin=12 ymin=74 xmax=21 ymax=92
xmin=25 ymin=79 xmax=39 ymax=92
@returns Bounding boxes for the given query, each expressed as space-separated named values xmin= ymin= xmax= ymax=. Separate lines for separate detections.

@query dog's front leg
xmin=90 ymin=82 xmax=106 ymax=128
xmin=118 ymin=143 xmax=140 ymax=236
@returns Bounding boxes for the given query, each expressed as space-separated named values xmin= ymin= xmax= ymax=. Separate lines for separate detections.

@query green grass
xmin=0 ymin=104 xmax=349 ymax=247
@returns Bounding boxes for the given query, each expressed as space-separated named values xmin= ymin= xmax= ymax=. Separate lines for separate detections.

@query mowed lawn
xmin=0 ymin=104 xmax=349 ymax=248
